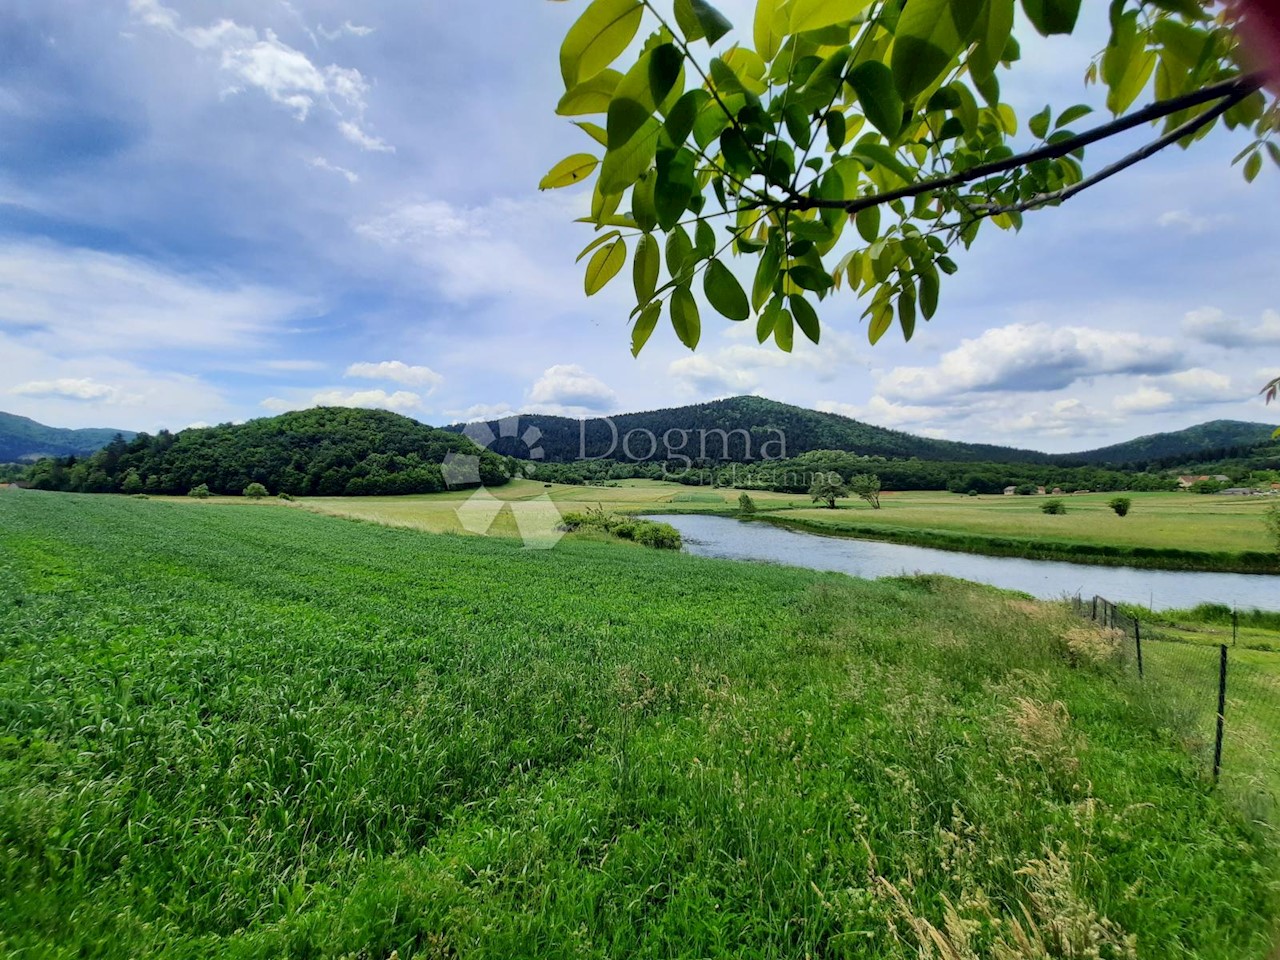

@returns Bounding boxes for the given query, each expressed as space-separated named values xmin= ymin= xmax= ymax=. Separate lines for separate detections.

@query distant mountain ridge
xmin=1054 ymin=420 xmax=1279 ymax=466
xmin=0 ymin=412 xmax=135 ymax=463
xmin=445 ymin=396 xmax=1054 ymax=464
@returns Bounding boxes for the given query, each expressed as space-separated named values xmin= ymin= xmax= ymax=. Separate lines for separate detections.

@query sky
xmin=0 ymin=0 xmax=1277 ymax=454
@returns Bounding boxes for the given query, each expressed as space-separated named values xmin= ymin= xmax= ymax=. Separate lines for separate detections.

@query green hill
xmin=446 ymin=396 xmax=1051 ymax=464
xmin=0 ymin=411 xmax=135 ymax=463
xmin=1060 ymin=420 xmax=1278 ymax=465
xmin=23 ymin=407 xmax=511 ymax=496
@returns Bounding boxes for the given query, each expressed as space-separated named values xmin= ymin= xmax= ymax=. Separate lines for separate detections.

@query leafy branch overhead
xmin=542 ymin=0 xmax=1277 ymax=355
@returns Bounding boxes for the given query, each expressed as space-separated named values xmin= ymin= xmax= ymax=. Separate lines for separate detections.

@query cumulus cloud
xmin=11 ymin=378 xmax=124 ymax=402
xmin=525 ymin=364 xmax=618 ymax=414
xmin=345 ymin=360 xmax=443 ymax=391
xmin=1114 ymin=368 xmax=1241 ymax=413
xmin=988 ymin=398 xmax=1125 ymax=439
xmin=1157 ymin=209 xmax=1229 ymax=234
xmin=817 ymin=396 xmax=960 ymax=428
xmin=262 ymin=389 xmax=425 ymax=415
xmin=129 ymin=0 xmax=392 ymax=151
xmin=877 ymin=323 xmax=1183 ymax=402
xmin=1182 ymin=307 xmax=1280 ymax=349
xmin=668 ymin=355 xmax=760 ymax=395
xmin=667 ymin=332 xmax=869 ymax=398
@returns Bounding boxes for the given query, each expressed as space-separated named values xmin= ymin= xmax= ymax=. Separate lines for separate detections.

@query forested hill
xmin=446 ymin=396 xmax=1051 ymax=464
xmin=0 ymin=412 xmax=136 ymax=463
xmin=23 ymin=408 xmax=511 ymax=497
xmin=1059 ymin=420 xmax=1278 ymax=466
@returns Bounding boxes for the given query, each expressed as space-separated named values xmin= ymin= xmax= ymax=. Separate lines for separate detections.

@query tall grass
xmin=0 ymin=493 xmax=1275 ymax=958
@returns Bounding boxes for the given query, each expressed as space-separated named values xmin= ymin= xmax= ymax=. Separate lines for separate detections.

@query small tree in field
xmin=188 ymin=483 xmax=211 ymax=499
xmin=244 ymin=482 xmax=269 ymax=499
xmin=120 ymin=470 xmax=144 ymax=495
xmin=848 ymin=473 xmax=882 ymax=509
xmin=809 ymin=473 xmax=848 ymax=509
xmin=1109 ymin=497 xmax=1132 ymax=517
xmin=1041 ymin=498 xmax=1066 ymax=515
xmin=1265 ymin=503 xmax=1280 ymax=553
xmin=738 ymin=491 xmax=756 ymax=514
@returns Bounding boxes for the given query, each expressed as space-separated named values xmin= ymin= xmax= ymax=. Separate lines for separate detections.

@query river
xmin=650 ymin=514 xmax=1280 ymax=612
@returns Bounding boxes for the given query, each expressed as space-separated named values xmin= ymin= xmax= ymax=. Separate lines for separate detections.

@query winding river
xmin=650 ymin=514 xmax=1280 ymax=612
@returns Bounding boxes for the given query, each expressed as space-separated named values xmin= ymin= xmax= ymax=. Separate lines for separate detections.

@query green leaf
xmin=663 ymin=90 xmax=708 ymax=148
xmin=694 ymin=219 xmax=716 ymax=259
xmin=789 ymin=0 xmax=874 ymax=34
xmin=784 ymin=105 xmax=814 ymax=150
xmin=648 ymin=43 xmax=684 ymax=108
xmin=704 ymin=259 xmax=750 ymax=320
xmin=671 ymin=284 xmax=701 ymax=348
xmin=631 ymin=301 xmax=661 ymax=356
xmin=891 ymin=0 xmax=985 ymax=102
xmin=775 ymin=308 xmax=794 ymax=352
xmin=719 ymin=128 xmax=755 ymax=175
xmin=789 ymin=265 xmax=834 ymax=293
xmin=825 ymin=110 xmax=847 ymax=150
xmin=848 ymin=143 xmax=914 ymax=184
xmin=753 ymin=233 xmax=783 ymax=311
xmin=666 ymin=225 xmax=694 ymax=279
xmin=557 ymin=70 xmax=623 ymax=116
xmin=655 ymin=148 xmax=696 ymax=229
xmin=1054 ymin=104 xmax=1092 ymax=129
xmin=540 ymin=153 xmax=600 ymax=190
xmin=634 ymin=233 xmax=661 ymax=302
xmin=1020 ymin=0 xmax=1080 ymax=37
xmin=867 ymin=298 xmax=893 ymax=344
xmin=599 ymin=118 xmax=661 ymax=194
xmin=676 ymin=0 xmax=733 ymax=44
xmin=898 ymin=279 xmax=917 ymax=340
xmin=1028 ymin=106 xmax=1051 ymax=140
xmin=632 ymin=172 xmax=658 ymax=232
xmin=560 ymin=0 xmax=644 ymax=88
xmin=919 ymin=263 xmax=940 ymax=319
xmin=585 ymin=238 xmax=627 ymax=295
xmin=607 ymin=98 xmax=653 ymax=149
xmin=790 ymin=294 xmax=821 ymax=344
xmin=1244 ymin=150 xmax=1263 ymax=183
xmin=855 ymin=205 xmax=880 ymax=243
xmin=753 ymin=0 xmax=787 ymax=61
xmin=757 ymin=293 xmax=783 ymax=343
xmin=969 ymin=0 xmax=1015 ymax=81
xmin=574 ymin=121 xmax=610 ymax=146
xmin=576 ymin=229 xmax=622 ymax=263
xmin=847 ymin=61 xmax=903 ymax=140
xmin=936 ymin=255 xmax=958 ymax=275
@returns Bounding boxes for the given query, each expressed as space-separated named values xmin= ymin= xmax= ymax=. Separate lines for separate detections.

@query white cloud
xmin=1157 ymin=209 xmax=1229 ymax=234
xmin=345 ymin=360 xmax=443 ymax=391
xmin=262 ymin=359 xmax=326 ymax=372
xmin=445 ymin=403 xmax=520 ymax=424
xmin=1114 ymin=386 xmax=1174 ymax=414
xmin=10 ymin=377 xmax=129 ymax=403
xmin=355 ymin=195 xmax=582 ymax=303
xmin=1115 ymin=368 xmax=1242 ymax=413
xmin=1183 ymin=307 xmax=1280 ymax=349
xmin=338 ymin=121 xmax=394 ymax=154
xmin=668 ymin=355 xmax=760 ymax=395
xmin=525 ymin=364 xmax=618 ymax=414
xmin=818 ymin=395 xmax=956 ymax=428
xmin=0 ymin=241 xmax=309 ymax=353
xmin=129 ymin=0 xmax=393 ymax=151
xmin=877 ymin=323 xmax=1184 ymax=402
xmin=988 ymin=398 xmax=1125 ymax=439
xmin=263 ymin=389 xmax=425 ymax=415
xmin=309 ymin=157 xmax=359 ymax=183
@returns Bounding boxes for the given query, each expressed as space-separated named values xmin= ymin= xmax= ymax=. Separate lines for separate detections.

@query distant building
xmin=1003 ymin=486 xmax=1017 ymax=496
xmin=1177 ymin=475 xmax=1211 ymax=489
xmin=1036 ymin=486 xmax=1047 ymax=495
xmin=1051 ymin=487 xmax=1064 ymax=495
xmin=1213 ymin=475 xmax=1230 ymax=483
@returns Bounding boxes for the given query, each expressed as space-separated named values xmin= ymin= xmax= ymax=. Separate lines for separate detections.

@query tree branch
xmin=787 ymin=73 xmax=1264 ymax=214
xmin=976 ymin=87 xmax=1249 ymax=216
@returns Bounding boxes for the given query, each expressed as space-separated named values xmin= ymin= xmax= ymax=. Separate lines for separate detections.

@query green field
xmin=1 ymin=491 xmax=1276 ymax=957
xmin=282 ymin=483 xmax=1280 ymax=572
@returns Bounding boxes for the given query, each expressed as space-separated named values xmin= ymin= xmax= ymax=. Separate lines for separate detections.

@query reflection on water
xmin=651 ymin=514 xmax=1280 ymax=612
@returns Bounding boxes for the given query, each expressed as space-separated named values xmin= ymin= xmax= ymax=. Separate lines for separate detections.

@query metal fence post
xmin=1135 ymin=619 xmax=1144 ymax=679
xmin=1213 ymin=644 xmax=1228 ymax=784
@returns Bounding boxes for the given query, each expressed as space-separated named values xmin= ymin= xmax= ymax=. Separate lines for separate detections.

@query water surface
xmin=650 ymin=514 xmax=1280 ymax=612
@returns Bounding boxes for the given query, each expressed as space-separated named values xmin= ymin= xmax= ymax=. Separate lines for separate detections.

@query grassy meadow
xmin=281 ymin=482 xmax=1280 ymax=572
xmin=1 ymin=490 xmax=1277 ymax=958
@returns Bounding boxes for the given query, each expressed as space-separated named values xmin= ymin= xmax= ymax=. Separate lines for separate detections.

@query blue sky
xmin=0 ymin=0 xmax=1277 ymax=453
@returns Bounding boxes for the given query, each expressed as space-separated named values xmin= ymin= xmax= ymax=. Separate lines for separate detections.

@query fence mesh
xmin=1071 ymin=595 xmax=1280 ymax=799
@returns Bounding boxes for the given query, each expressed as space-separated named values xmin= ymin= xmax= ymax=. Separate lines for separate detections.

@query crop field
xmin=1 ymin=491 xmax=1277 ymax=958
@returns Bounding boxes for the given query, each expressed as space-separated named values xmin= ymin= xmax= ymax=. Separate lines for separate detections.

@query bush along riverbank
xmin=752 ymin=515 xmax=1280 ymax=574
xmin=560 ymin=507 xmax=682 ymax=549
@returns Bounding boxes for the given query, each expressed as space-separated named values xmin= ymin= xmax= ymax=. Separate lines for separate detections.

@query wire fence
xmin=1071 ymin=595 xmax=1280 ymax=800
